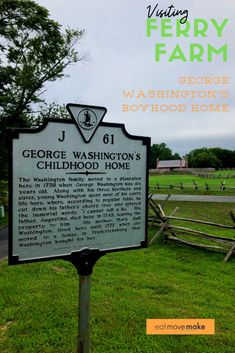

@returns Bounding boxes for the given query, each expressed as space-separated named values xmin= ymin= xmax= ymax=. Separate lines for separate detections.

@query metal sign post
xmin=70 ymin=250 xmax=105 ymax=353
xmin=79 ymin=275 xmax=91 ymax=353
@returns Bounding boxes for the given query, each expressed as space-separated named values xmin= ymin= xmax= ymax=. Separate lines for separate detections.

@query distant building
xmin=156 ymin=159 xmax=188 ymax=171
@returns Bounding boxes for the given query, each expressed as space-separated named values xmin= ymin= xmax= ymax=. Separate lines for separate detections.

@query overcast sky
xmin=36 ymin=0 xmax=235 ymax=155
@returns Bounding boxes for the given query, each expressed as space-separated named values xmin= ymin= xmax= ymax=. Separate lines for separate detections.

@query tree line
xmin=187 ymin=147 xmax=235 ymax=169
xmin=150 ymin=144 xmax=235 ymax=169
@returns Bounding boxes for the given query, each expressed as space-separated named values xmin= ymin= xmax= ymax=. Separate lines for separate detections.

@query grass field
xmin=0 ymin=201 xmax=234 ymax=353
xmin=150 ymin=200 xmax=235 ymax=239
xmin=149 ymin=174 xmax=235 ymax=195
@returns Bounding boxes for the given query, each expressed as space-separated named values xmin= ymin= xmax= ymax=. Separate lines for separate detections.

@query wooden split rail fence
xmin=149 ymin=180 xmax=235 ymax=192
xmin=148 ymin=194 xmax=235 ymax=262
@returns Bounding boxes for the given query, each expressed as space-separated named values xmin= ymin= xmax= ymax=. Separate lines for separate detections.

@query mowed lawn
xmin=0 ymin=201 xmax=235 ymax=353
xmin=152 ymin=200 xmax=235 ymax=239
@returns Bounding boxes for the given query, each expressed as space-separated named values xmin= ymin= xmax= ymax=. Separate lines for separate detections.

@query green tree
xmin=187 ymin=147 xmax=235 ymax=169
xmin=31 ymin=102 xmax=70 ymax=127
xmin=189 ymin=150 xmax=222 ymax=169
xmin=0 ymin=0 xmax=83 ymax=124
xmin=210 ymin=148 xmax=235 ymax=169
xmin=187 ymin=147 xmax=207 ymax=166
xmin=0 ymin=0 xmax=84 ymax=179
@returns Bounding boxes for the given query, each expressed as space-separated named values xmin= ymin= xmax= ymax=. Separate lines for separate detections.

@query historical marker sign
xmin=9 ymin=104 xmax=150 ymax=264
